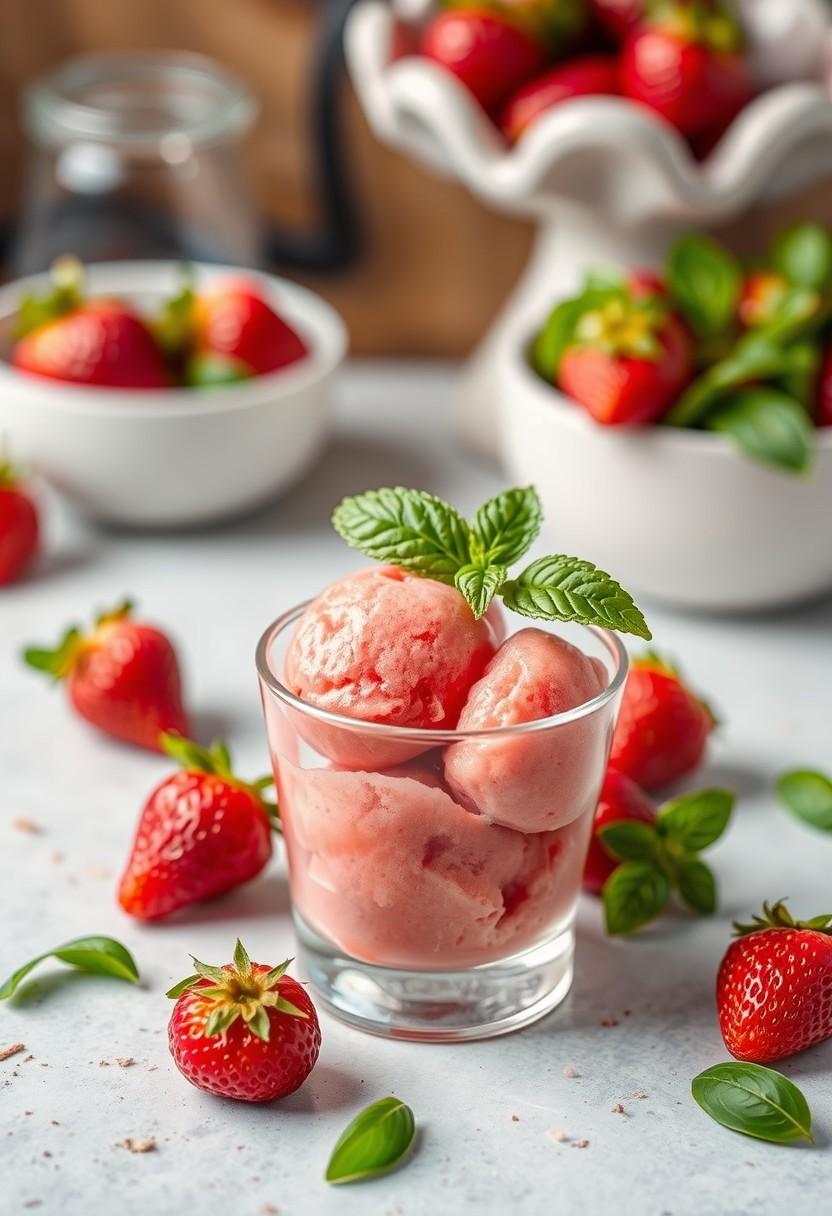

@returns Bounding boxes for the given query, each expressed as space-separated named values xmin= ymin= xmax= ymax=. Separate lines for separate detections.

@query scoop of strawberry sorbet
xmin=283 ymin=566 xmax=495 ymax=768
xmin=443 ymin=628 xmax=610 ymax=833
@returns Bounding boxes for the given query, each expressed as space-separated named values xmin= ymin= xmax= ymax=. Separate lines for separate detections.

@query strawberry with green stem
xmin=717 ymin=901 xmax=832 ymax=1063
xmin=601 ymin=787 xmax=734 ymax=934
xmin=167 ymin=939 xmax=320 ymax=1102
xmin=118 ymin=734 xmax=278 ymax=921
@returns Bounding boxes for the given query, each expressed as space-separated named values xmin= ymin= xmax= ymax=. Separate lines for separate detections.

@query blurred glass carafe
xmin=13 ymin=52 xmax=261 ymax=274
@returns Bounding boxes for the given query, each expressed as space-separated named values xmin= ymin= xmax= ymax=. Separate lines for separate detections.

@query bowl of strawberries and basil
xmin=0 ymin=259 xmax=346 ymax=527
xmin=499 ymin=223 xmax=832 ymax=611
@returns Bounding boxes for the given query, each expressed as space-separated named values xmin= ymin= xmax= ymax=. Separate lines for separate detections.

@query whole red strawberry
xmin=500 ymin=56 xmax=620 ymax=144
xmin=620 ymin=1 xmax=753 ymax=140
xmin=420 ymin=10 xmax=547 ymax=115
xmin=168 ymin=940 xmax=320 ymax=1102
xmin=187 ymin=279 xmax=308 ymax=385
xmin=0 ymin=457 xmax=39 ymax=586
xmin=557 ymin=278 xmax=692 ymax=425
xmin=583 ymin=767 xmax=657 ymax=893
xmin=11 ymin=257 xmax=169 ymax=389
xmin=118 ymin=735 xmax=275 ymax=920
xmin=717 ymin=901 xmax=832 ymax=1063
xmin=609 ymin=650 xmax=714 ymax=788
xmin=816 ymin=347 xmax=832 ymax=427
xmin=24 ymin=600 xmax=189 ymax=752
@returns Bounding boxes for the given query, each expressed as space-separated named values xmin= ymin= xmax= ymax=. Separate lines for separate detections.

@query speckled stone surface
xmin=2 ymin=363 xmax=831 ymax=1216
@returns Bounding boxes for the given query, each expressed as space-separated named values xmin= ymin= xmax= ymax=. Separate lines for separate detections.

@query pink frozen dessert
xmin=277 ymin=758 xmax=593 ymax=968
xmin=443 ymin=628 xmax=609 ymax=833
xmin=283 ymin=565 xmax=495 ymax=768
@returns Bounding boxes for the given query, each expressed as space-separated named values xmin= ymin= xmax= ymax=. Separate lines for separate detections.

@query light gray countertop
xmin=2 ymin=361 xmax=831 ymax=1216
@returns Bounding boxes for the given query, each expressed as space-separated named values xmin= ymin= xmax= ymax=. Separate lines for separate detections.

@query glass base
xmin=294 ymin=912 xmax=575 ymax=1043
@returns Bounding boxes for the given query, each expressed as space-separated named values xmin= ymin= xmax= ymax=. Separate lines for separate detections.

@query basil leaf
xmin=0 ymin=936 xmax=140 ymax=1000
xmin=692 ymin=1063 xmax=813 ymax=1145
xmin=530 ymin=287 xmax=624 ymax=381
xmin=772 ymin=223 xmax=832 ymax=292
xmin=666 ymin=334 xmax=796 ymax=428
xmin=603 ymin=862 xmax=669 ymax=935
xmin=707 ymin=388 xmax=814 ymax=475
xmin=470 ymin=486 xmax=542 ymax=568
xmin=454 ymin=564 xmax=506 ymax=620
xmin=325 ymin=1097 xmax=416 ymax=1185
xmin=776 ymin=769 xmax=832 ymax=833
xmin=501 ymin=555 xmax=651 ymax=640
xmin=332 ymin=488 xmax=471 ymax=584
xmin=658 ymin=789 xmax=734 ymax=852
xmin=598 ymin=821 xmax=658 ymax=863
xmin=667 ymin=235 xmax=742 ymax=341
xmin=676 ymin=858 xmax=717 ymax=915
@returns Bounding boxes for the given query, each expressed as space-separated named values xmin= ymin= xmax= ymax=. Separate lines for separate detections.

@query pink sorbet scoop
xmin=443 ymin=628 xmax=610 ymax=833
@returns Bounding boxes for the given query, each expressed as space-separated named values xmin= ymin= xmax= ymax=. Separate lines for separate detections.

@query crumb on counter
xmin=0 ymin=1045 xmax=26 ymax=1063
xmin=12 ymin=818 xmax=41 ymax=834
xmin=562 ymin=1065 xmax=578 ymax=1078
xmin=547 ymin=1129 xmax=568 ymax=1142
xmin=571 ymin=1139 xmax=590 ymax=1149
xmin=120 ymin=1137 xmax=156 ymax=1154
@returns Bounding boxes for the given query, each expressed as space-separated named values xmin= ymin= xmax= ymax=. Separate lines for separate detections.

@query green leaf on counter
xmin=325 ymin=1097 xmax=416 ymax=1185
xmin=776 ymin=770 xmax=832 ymax=833
xmin=692 ymin=1063 xmax=813 ymax=1145
xmin=707 ymin=388 xmax=813 ymax=475
xmin=658 ymin=789 xmax=735 ymax=853
xmin=667 ymin=234 xmax=742 ymax=342
xmin=470 ymin=486 xmax=542 ymax=568
xmin=772 ymin=223 xmax=832 ymax=292
xmin=0 ymin=936 xmax=140 ymax=1000
xmin=603 ymin=862 xmax=670 ymax=935
xmin=501 ymin=555 xmax=651 ymax=640
xmin=676 ymin=858 xmax=717 ymax=915
xmin=332 ymin=488 xmax=471 ymax=584
xmin=454 ymin=564 xmax=507 ymax=620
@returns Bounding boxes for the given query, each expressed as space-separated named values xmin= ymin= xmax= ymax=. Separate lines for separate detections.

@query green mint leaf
xmin=666 ymin=334 xmax=799 ymax=428
xmin=602 ymin=862 xmax=670 ymax=935
xmin=772 ymin=222 xmax=832 ymax=292
xmin=676 ymin=858 xmax=717 ymax=915
xmin=530 ymin=287 xmax=624 ymax=381
xmin=598 ymin=821 xmax=658 ymax=863
xmin=776 ymin=770 xmax=832 ymax=833
xmin=501 ymin=555 xmax=651 ymax=640
xmin=454 ymin=564 xmax=507 ymax=620
xmin=667 ymin=235 xmax=742 ymax=341
xmin=658 ymin=789 xmax=734 ymax=853
xmin=332 ymin=488 xmax=470 ymax=584
xmin=470 ymin=486 xmax=542 ymax=568
xmin=707 ymin=388 xmax=813 ymax=475
xmin=777 ymin=338 xmax=822 ymax=408
xmin=691 ymin=1063 xmax=813 ymax=1145
xmin=325 ymin=1097 xmax=416 ymax=1185
xmin=0 ymin=936 xmax=140 ymax=1000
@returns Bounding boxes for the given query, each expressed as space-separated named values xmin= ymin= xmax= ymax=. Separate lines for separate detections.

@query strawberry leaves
xmin=601 ymin=788 xmax=735 ymax=934
xmin=334 ymin=485 xmax=650 ymax=637
xmin=692 ymin=1063 xmax=814 ymax=1146
xmin=0 ymin=936 xmax=140 ymax=1000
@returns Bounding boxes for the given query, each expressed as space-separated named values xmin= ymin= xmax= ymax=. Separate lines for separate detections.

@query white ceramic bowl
xmin=498 ymin=343 xmax=832 ymax=612
xmin=0 ymin=262 xmax=347 ymax=527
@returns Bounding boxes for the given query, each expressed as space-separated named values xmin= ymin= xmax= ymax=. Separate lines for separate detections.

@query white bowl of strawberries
xmin=0 ymin=260 xmax=347 ymax=527
xmin=500 ymin=226 xmax=832 ymax=611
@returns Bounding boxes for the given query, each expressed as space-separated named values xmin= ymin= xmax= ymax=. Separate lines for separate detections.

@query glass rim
xmin=23 ymin=51 xmax=258 ymax=149
xmin=255 ymin=599 xmax=629 ymax=743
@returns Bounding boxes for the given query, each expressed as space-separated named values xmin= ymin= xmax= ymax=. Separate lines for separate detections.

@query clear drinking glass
xmin=256 ymin=606 xmax=627 ymax=1042
xmin=13 ymin=51 xmax=260 ymax=274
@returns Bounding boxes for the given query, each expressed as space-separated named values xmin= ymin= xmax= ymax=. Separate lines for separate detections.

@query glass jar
xmin=13 ymin=51 xmax=260 ymax=274
xmin=257 ymin=604 xmax=627 ymax=1042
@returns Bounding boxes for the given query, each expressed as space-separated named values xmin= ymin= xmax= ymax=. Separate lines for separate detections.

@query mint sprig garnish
xmin=333 ymin=485 xmax=651 ymax=639
xmin=601 ymin=788 xmax=734 ymax=934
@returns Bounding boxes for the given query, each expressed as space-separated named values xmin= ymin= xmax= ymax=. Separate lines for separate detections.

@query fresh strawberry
xmin=620 ymin=1 xmax=753 ymax=140
xmin=11 ymin=257 xmax=169 ymax=389
xmin=590 ymin=0 xmax=643 ymax=40
xmin=557 ymin=278 xmax=693 ymax=425
xmin=500 ymin=56 xmax=620 ymax=143
xmin=189 ymin=280 xmax=307 ymax=382
xmin=167 ymin=940 xmax=320 ymax=1102
xmin=717 ymin=901 xmax=832 ymax=1063
xmin=24 ymin=600 xmax=188 ymax=752
xmin=420 ymin=10 xmax=547 ymax=114
xmin=817 ymin=347 xmax=832 ymax=427
xmin=583 ymin=768 xmax=657 ymax=894
xmin=0 ymin=458 xmax=39 ymax=586
xmin=609 ymin=650 xmax=714 ymax=788
xmin=738 ymin=271 xmax=790 ymax=329
xmin=118 ymin=735 xmax=275 ymax=920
